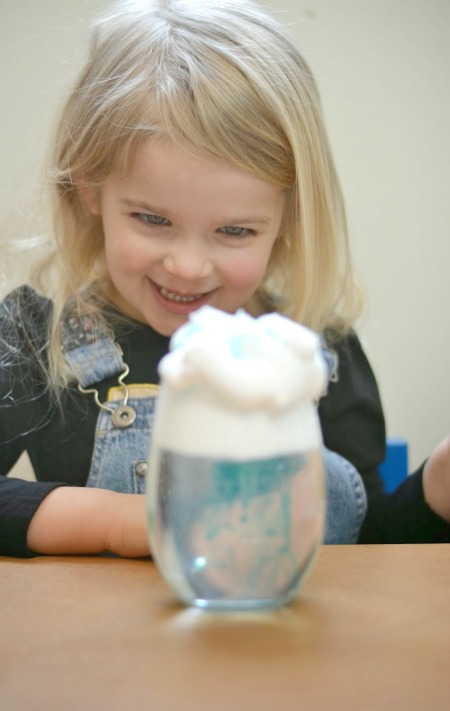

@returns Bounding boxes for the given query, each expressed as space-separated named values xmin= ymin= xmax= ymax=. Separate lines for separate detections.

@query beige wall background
xmin=1 ymin=0 xmax=449 ymax=476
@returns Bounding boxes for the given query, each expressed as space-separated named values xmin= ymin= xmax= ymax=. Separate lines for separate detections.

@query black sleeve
xmin=359 ymin=463 xmax=450 ymax=543
xmin=0 ymin=477 xmax=67 ymax=557
xmin=0 ymin=286 xmax=67 ymax=556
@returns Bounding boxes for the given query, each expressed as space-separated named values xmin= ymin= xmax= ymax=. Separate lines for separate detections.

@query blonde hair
xmin=33 ymin=0 xmax=362 ymax=387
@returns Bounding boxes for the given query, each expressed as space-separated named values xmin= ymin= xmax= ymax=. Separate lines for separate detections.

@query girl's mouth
xmin=158 ymin=286 xmax=205 ymax=303
xmin=149 ymin=279 xmax=214 ymax=314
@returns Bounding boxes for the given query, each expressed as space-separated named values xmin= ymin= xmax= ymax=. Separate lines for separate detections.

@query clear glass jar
xmin=147 ymin=308 xmax=326 ymax=610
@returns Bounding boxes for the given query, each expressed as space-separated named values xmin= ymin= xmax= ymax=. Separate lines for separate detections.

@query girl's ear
xmin=78 ymin=184 xmax=102 ymax=216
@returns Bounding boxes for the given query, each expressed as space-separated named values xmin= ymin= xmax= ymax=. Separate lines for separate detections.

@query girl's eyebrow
xmin=120 ymin=198 xmax=272 ymax=225
xmin=120 ymin=198 xmax=164 ymax=213
xmin=221 ymin=215 xmax=272 ymax=225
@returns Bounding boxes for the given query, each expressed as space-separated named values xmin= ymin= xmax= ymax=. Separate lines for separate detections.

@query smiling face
xmin=88 ymin=138 xmax=286 ymax=336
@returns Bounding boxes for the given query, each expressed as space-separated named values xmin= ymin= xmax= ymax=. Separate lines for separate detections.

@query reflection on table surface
xmin=1 ymin=544 xmax=449 ymax=711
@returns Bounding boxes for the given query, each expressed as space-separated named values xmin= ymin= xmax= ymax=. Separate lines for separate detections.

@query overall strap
xmin=61 ymin=311 xmax=137 ymax=429
xmin=321 ymin=345 xmax=339 ymax=383
xmin=61 ymin=313 xmax=124 ymax=387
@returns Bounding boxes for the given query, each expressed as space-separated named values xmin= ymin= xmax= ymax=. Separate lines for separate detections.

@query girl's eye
xmin=134 ymin=213 xmax=170 ymax=226
xmin=219 ymin=225 xmax=254 ymax=237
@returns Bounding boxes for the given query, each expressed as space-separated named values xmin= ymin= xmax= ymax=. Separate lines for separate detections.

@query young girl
xmin=0 ymin=0 xmax=448 ymax=557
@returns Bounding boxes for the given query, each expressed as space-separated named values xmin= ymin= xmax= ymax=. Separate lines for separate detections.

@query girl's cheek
xmin=223 ymin=253 xmax=269 ymax=287
xmin=116 ymin=236 xmax=155 ymax=263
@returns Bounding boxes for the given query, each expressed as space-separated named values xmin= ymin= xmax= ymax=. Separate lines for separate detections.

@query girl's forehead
xmin=125 ymin=138 xmax=282 ymax=192
xmin=119 ymin=136 xmax=286 ymax=193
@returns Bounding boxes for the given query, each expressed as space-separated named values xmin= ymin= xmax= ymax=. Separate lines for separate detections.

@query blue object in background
xmin=378 ymin=438 xmax=409 ymax=494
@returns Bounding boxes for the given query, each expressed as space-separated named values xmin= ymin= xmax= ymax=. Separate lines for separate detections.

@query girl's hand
xmin=423 ymin=434 xmax=450 ymax=522
xmin=27 ymin=487 xmax=151 ymax=557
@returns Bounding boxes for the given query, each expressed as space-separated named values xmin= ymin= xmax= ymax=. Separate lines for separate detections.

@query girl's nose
xmin=162 ymin=244 xmax=213 ymax=281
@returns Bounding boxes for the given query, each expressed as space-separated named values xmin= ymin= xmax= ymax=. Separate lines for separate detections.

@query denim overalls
xmin=62 ymin=314 xmax=367 ymax=544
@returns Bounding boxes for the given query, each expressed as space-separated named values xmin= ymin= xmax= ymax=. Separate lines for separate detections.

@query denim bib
xmin=61 ymin=313 xmax=366 ymax=543
xmin=88 ymin=390 xmax=158 ymax=495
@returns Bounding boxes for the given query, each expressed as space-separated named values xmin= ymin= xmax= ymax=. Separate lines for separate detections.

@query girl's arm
xmin=26 ymin=487 xmax=150 ymax=558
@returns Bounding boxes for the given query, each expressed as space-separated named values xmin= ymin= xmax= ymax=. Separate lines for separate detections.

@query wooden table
xmin=1 ymin=545 xmax=449 ymax=710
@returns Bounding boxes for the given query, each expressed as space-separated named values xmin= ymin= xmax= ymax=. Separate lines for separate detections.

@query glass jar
xmin=147 ymin=307 xmax=326 ymax=610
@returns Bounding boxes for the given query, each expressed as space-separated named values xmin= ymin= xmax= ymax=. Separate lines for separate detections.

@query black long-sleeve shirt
xmin=1 ymin=286 xmax=449 ymax=555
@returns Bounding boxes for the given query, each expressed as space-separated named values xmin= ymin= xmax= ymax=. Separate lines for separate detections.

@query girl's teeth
xmin=159 ymin=287 xmax=202 ymax=303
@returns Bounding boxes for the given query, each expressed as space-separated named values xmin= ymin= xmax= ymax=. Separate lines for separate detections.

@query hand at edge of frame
xmin=423 ymin=434 xmax=450 ymax=522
